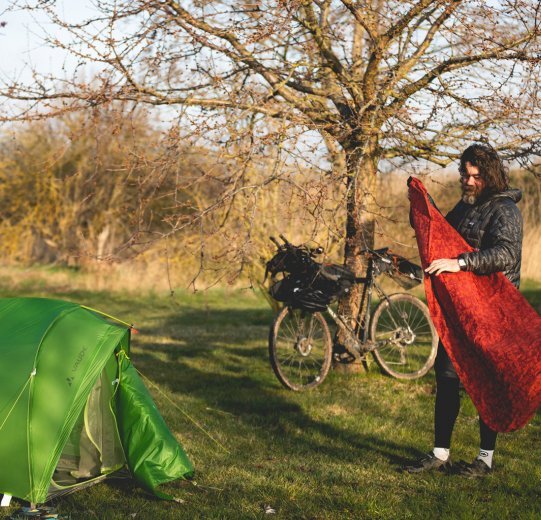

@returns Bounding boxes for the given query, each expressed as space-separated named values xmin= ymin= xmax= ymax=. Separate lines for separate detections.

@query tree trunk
xmin=333 ymin=145 xmax=379 ymax=372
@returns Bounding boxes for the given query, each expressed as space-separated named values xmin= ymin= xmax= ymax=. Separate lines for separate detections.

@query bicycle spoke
xmin=270 ymin=308 xmax=331 ymax=390
xmin=371 ymin=295 xmax=437 ymax=378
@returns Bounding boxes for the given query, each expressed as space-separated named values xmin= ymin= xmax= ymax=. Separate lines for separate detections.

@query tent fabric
xmin=116 ymin=353 xmax=193 ymax=499
xmin=49 ymin=353 xmax=126 ymax=495
xmin=0 ymin=298 xmax=193 ymax=504
xmin=408 ymin=177 xmax=541 ymax=432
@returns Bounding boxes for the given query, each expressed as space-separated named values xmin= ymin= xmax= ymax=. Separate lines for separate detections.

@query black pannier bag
xmin=269 ymin=276 xmax=331 ymax=312
xmin=317 ymin=263 xmax=355 ymax=297
xmin=269 ymin=263 xmax=355 ymax=313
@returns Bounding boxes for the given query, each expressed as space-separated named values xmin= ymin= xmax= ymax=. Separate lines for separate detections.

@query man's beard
xmin=461 ymin=184 xmax=484 ymax=204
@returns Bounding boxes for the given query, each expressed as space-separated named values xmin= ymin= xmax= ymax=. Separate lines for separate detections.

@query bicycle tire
xmin=370 ymin=293 xmax=438 ymax=380
xmin=269 ymin=306 xmax=332 ymax=391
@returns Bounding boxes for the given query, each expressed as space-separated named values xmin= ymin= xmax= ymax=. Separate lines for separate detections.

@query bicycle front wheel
xmin=370 ymin=294 xmax=438 ymax=380
xmin=269 ymin=306 xmax=332 ymax=391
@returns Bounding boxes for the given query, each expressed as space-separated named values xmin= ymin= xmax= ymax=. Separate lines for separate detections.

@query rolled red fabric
xmin=408 ymin=176 xmax=541 ymax=431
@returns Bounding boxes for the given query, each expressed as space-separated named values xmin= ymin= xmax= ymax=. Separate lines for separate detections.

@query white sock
xmin=433 ymin=447 xmax=450 ymax=461
xmin=477 ymin=449 xmax=494 ymax=468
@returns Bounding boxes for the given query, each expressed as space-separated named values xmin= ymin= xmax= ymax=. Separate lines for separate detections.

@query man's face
xmin=461 ymin=161 xmax=486 ymax=204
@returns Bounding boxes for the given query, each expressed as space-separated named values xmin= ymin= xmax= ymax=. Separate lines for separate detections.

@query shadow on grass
xmin=132 ymin=308 xmax=423 ymax=470
xmin=165 ymin=307 xmax=273 ymax=328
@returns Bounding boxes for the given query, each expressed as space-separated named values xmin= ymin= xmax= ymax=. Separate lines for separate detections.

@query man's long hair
xmin=459 ymin=144 xmax=509 ymax=193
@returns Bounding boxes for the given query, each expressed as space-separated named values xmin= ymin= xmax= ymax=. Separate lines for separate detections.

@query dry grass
xmin=522 ymin=226 xmax=541 ymax=281
xmin=0 ymin=170 xmax=539 ymax=291
xmin=0 ymin=262 xmax=177 ymax=296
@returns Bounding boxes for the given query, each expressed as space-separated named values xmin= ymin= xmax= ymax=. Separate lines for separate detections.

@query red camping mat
xmin=408 ymin=176 xmax=541 ymax=432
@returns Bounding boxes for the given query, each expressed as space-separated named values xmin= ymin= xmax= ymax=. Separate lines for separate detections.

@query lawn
xmin=0 ymin=271 xmax=540 ymax=519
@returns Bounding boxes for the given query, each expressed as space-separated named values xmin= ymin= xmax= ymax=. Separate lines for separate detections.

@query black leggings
xmin=434 ymin=376 xmax=498 ymax=450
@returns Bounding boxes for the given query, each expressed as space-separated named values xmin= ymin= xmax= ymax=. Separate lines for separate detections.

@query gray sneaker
xmin=458 ymin=458 xmax=493 ymax=478
xmin=403 ymin=452 xmax=452 ymax=474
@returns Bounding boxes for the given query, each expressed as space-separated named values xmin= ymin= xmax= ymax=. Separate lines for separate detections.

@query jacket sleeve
xmin=459 ymin=202 xmax=522 ymax=275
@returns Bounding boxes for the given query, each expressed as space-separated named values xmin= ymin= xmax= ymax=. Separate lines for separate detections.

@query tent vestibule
xmin=0 ymin=298 xmax=193 ymax=505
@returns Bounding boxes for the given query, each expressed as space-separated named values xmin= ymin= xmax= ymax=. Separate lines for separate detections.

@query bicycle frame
xmin=325 ymin=257 xmax=392 ymax=356
xmin=267 ymin=239 xmax=438 ymax=388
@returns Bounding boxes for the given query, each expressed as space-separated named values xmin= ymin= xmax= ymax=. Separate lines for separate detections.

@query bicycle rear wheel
xmin=370 ymin=294 xmax=438 ymax=380
xmin=269 ymin=306 xmax=332 ymax=391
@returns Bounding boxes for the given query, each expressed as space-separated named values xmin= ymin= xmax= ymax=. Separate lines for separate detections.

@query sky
xmin=0 ymin=1 xmax=92 ymax=80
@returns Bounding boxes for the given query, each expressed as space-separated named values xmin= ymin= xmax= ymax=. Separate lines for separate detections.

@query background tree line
xmin=1 ymin=104 xmax=540 ymax=289
xmin=0 ymin=104 xmax=347 ymax=288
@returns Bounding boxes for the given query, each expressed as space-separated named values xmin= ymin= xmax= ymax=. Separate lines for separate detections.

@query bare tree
xmin=2 ymin=0 xmax=541 ymax=362
xmin=0 ymin=105 xmax=202 ymax=263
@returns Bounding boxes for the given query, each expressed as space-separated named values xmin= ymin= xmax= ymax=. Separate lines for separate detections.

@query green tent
xmin=0 ymin=298 xmax=194 ymax=505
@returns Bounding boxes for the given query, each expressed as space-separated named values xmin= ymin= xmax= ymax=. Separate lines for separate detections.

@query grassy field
xmin=0 ymin=269 xmax=540 ymax=519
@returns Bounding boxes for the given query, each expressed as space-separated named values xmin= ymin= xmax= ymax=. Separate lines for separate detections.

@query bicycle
xmin=265 ymin=236 xmax=438 ymax=391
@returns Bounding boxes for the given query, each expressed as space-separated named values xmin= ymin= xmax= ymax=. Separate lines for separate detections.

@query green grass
xmin=1 ymin=275 xmax=540 ymax=519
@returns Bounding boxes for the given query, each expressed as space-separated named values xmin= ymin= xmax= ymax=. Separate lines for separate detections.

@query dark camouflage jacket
xmin=446 ymin=189 xmax=523 ymax=287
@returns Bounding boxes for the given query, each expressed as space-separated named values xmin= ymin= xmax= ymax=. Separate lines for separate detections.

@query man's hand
xmin=425 ymin=258 xmax=461 ymax=276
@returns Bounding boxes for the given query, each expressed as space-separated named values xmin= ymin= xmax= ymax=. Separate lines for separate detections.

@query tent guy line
xmin=134 ymin=363 xmax=230 ymax=455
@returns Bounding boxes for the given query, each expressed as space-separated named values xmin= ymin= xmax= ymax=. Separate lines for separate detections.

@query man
xmin=405 ymin=143 xmax=523 ymax=477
